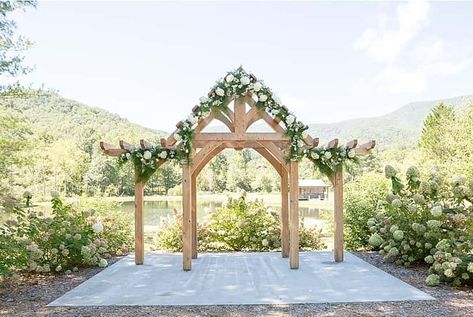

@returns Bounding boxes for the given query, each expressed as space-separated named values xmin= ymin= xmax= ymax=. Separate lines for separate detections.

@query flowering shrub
xmin=155 ymin=195 xmax=325 ymax=252
xmin=367 ymin=165 xmax=473 ymax=286
xmin=0 ymin=197 xmax=133 ymax=278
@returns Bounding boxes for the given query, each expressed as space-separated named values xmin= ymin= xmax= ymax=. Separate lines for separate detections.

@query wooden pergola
xmin=100 ymin=94 xmax=375 ymax=271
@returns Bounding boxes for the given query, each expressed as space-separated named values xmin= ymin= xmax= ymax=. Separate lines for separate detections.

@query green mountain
xmin=7 ymin=91 xmax=166 ymax=150
xmin=307 ymin=95 xmax=473 ymax=148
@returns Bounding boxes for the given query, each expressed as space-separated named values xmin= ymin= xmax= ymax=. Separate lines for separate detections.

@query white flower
xmin=347 ymin=149 xmax=356 ymax=158
xmin=143 ymin=151 xmax=152 ymax=160
xmin=215 ymin=87 xmax=225 ymax=96
xmin=285 ymin=114 xmax=295 ymax=125
xmin=310 ymin=152 xmax=319 ymax=160
xmin=125 ymin=153 xmax=131 ymax=160
xmin=324 ymin=151 xmax=332 ymax=160
xmin=199 ymin=96 xmax=209 ymax=103
xmin=258 ymin=94 xmax=268 ymax=102
xmin=159 ymin=151 xmax=168 ymax=159
xmin=174 ymin=132 xmax=182 ymax=141
xmin=56 ymin=265 xmax=62 ymax=272
xmin=262 ymin=239 xmax=269 ymax=247
xmin=225 ymin=74 xmax=234 ymax=82
xmin=92 ymin=223 xmax=104 ymax=234
xmin=430 ymin=206 xmax=443 ymax=217
xmin=271 ymin=109 xmax=279 ymax=115
xmin=98 ymin=258 xmax=108 ymax=268
xmin=240 ymin=76 xmax=250 ymax=85
xmin=302 ymin=130 xmax=309 ymax=138
xmin=253 ymin=82 xmax=262 ymax=91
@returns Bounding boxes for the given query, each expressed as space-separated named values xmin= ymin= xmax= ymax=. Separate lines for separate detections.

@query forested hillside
xmin=2 ymin=90 xmax=472 ymax=199
xmin=307 ymin=95 xmax=472 ymax=148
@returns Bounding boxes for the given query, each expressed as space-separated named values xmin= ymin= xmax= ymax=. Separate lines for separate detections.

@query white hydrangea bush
xmin=367 ymin=165 xmax=473 ymax=286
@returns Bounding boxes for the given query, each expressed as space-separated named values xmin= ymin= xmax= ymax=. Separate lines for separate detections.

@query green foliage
xmin=0 ymin=105 xmax=31 ymax=209
xmin=0 ymin=197 xmax=133 ymax=279
xmin=367 ymin=166 xmax=473 ymax=286
xmin=304 ymin=146 xmax=360 ymax=178
xmin=345 ymin=173 xmax=388 ymax=250
xmin=155 ymin=195 xmax=325 ymax=252
xmin=419 ymin=101 xmax=473 ymax=177
xmin=0 ymin=0 xmax=37 ymax=92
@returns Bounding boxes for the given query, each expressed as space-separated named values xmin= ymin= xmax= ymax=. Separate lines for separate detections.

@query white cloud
xmin=355 ymin=0 xmax=430 ymax=63
xmin=353 ymin=0 xmax=473 ymax=95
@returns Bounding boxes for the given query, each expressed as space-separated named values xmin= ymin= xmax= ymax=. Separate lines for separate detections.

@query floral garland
xmin=303 ymin=146 xmax=359 ymax=178
xmin=117 ymin=67 xmax=366 ymax=182
xmin=118 ymin=67 xmax=310 ymax=183
xmin=172 ymin=66 xmax=309 ymax=160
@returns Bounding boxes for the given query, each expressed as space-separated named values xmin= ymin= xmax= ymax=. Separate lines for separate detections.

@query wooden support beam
xmin=257 ymin=140 xmax=287 ymax=165
xmin=326 ymin=138 xmax=339 ymax=149
xmin=191 ymin=173 xmax=197 ymax=259
xmin=160 ymin=138 xmax=167 ymax=147
xmin=354 ymin=140 xmax=376 ymax=155
xmin=192 ymin=139 xmax=288 ymax=149
xmin=254 ymin=148 xmax=285 ymax=177
xmin=312 ymin=138 xmax=320 ymax=147
xmin=191 ymin=141 xmax=223 ymax=175
xmin=346 ymin=139 xmax=358 ymax=149
xmin=140 ymin=139 xmax=154 ymax=150
xmin=119 ymin=140 xmax=134 ymax=151
xmin=289 ymin=160 xmax=299 ymax=269
xmin=234 ymin=97 xmax=246 ymax=138
xmin=193 ymin=132 xmax=289 ymax=142
xmin=334 ymin=165 xmax=344 ymax=262
xmin=215 ymin=111 xmax=235 ymax=132
xmin=182 ymin=164 xmax=192 ymax=271
xmin=134 ymin=181 xmax=144 ymax=265
xmin=99 ymin=142 xmax=127 ymax=157
xmin=281 ymin=169 xmax=289 ymax=258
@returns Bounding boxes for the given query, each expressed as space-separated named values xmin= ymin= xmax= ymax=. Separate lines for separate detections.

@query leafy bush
xmin=367 ymin=165 xmax=473 ymax=286
xmin=78 ymin=197 xmax=133 ymax=256
xmin=155 ymin=195 xmax=325 ymax=252
xmin=345 ymin=173 xmax=388 ymax=250
xmin=0 ymin=197 xmax=133 ymax=279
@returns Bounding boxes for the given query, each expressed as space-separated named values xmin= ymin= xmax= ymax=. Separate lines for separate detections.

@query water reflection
xmin=120 ymin=200 xmax=329 ymax=232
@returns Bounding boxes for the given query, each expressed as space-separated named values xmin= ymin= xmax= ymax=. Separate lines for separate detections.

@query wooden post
xmin=134 ymin=181 xmax=144 ymax=265
xmin=334 ymin=165 xmax=344 ymax=262
xmin=281 ymin=169 xmax=289 ymax=258
xmin=191 ymin=173 xmax=197 ymax=259
xmin=289 ymin=160 xmax=299 ymax=269
xmin=182 ymin=164 xmax=192 ymax=271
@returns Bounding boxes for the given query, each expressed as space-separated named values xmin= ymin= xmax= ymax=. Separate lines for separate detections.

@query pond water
xmin=120 ymin=200 xmax=331 ymax=233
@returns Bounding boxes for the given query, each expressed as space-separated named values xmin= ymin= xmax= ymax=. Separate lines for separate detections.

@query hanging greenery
xmin=117 ymin=66 xmax=311 ymax=182
xmin=116 ymin=67 xmax=368 ymax=183
xmin=303 ymin=146 xmax=360 ymax=179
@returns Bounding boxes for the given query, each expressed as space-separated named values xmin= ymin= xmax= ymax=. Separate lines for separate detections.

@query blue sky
xmin=12 ymin=0 xmax=473 ymax=132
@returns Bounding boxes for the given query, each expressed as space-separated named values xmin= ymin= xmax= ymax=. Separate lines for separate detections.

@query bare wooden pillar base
xmin=134 ymin=181 xmax=144 ymax=265
xmin=191 ymin=174 xmax=198 ymax=259
xmin=334 ymin=166 xmax=344 ymax=262
xmin=289 ymin=160 xmax=299 ymax=269
xmin=281 ymin=169 xmax=289 ymax=258
xmin=182 ymin=164 xmax=192 ymax=271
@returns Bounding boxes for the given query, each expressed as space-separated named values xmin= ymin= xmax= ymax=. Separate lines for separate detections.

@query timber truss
xmin=101 ymin=94 xmax=375 ymax=271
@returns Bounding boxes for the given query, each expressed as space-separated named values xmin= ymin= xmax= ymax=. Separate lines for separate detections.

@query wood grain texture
xmin=134 ymin=181 xmax=144 ymax=265
xmin=289 ymin=161 xmax=299 ymax=269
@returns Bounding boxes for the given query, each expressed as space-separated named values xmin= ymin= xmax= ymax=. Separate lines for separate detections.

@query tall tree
xmin=418 ymin=103 xmax=456 ymax=163
xmin=0 ymin=0 xmax=37 ymax=93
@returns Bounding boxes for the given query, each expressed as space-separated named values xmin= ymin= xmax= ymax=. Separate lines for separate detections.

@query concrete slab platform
xmin=49 ymin=252 xmax=434 ymax=306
